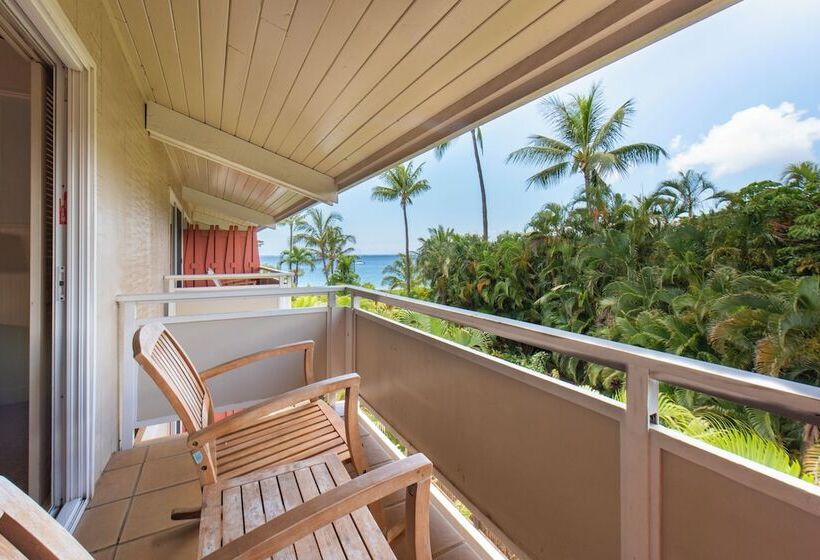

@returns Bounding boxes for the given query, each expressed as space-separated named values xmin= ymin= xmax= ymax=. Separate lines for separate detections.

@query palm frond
xmin=526 ymin=162 xmax=572 ymax=190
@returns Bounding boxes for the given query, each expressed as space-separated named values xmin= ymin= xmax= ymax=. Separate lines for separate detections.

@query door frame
xmin=0 ymin=0 xmax=96 ymax=529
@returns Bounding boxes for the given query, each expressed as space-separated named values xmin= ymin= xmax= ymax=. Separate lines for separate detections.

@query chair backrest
xmin=133 ymin=322 xmax=217 ymax=482
xmin=0 ymin=476 xmax=93 ymax=559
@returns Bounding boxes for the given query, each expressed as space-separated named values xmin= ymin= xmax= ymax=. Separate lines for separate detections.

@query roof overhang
xmin=108 ymin=0 xmax=737 ymax=224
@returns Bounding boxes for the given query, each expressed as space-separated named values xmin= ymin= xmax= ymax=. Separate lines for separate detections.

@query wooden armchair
xmin=0 ymin=476 xmax=93 ymax=559
xmin=200 ymin=453 xmax=433 ymax=560
xmin=132 ymin=322 xmax=369 ymax=487
xmin=0 ymin=453 xmax=434 ymax=559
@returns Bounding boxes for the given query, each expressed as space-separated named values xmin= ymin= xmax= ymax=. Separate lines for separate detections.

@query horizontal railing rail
xmin=347 ymin=286 xmax=820 ymax=425
xmin=165 ymin=270 xmax=296 ymax=290
xmin=117 ymin=284 xmax=343 ymax=303
xmin=165 ymin=271 xmax=294 ymax=281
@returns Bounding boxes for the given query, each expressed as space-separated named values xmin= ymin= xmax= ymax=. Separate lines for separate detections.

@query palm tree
xmin=325 ymin=227 xmax=356 ymax=277
xmin=507 ymin=82 xmax=666 ymax=226
xmin=435 ymin=127 xmax=490 ymax=240
xmin=655 ymin=170 xmax=715 ymax=218
xmin=328 ymin=254 xmax=361 ymax=285
xmin=279 ymin=212 xmax=306 ymax=271
xmin=279 ymin=246 xmax=315 ymax=287
xmin=295 ymin=208 xmax=353 ymax=282
xmin=382 ymin=254 xmax=417 ymax=292
xmin=781 ymin=161 xmax=820 ymax=187
xmin=371 ymin=162 xmax=431 ymax=295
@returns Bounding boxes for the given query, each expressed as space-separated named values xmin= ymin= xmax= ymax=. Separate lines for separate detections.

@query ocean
xmin=261 ymin=254 xmax=397 ymax=287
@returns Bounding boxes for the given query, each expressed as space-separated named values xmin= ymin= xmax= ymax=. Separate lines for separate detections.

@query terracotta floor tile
xmin=91 ymin=546 xmax=117 ymax=560
xmin=114 ymin=523 xmax=198 ymax=560
xmin=121 ymin=481 xmax=201 ymax=542
xmin=74 ymin=499 xmax=130 ymax=552
xmin=144 ymin=436 xmax=188 ymax=461
xmin=89 ymin=465 xmax=141 ymax=507
xmin=136 ymin=453 xmax=198 ymax=494
xmin=104 ymin=447 xmax=147 ymax=471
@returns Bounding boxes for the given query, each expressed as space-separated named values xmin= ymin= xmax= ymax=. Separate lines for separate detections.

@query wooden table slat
xmin=200 ymin=453 xmax=395 ymax=559
xmin=279 ymin=471 xmax=322 ymax=559
xmin=294 ymin=467 xmax=346 ymax=558
xmin=221 ymin=486 xmax=245 ymax=545
xmin=312 ymin=463 xmax=373 ymax=560
xmin=326 ymin=456 xmax=396 ymax=559
xmin=259 ymin=477 xmax=296 ymax=560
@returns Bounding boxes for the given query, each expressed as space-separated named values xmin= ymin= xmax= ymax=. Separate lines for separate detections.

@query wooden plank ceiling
xmin=110 ymin=0 xmax=734 ymax=225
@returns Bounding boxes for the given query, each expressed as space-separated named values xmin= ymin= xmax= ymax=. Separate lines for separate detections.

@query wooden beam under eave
xmin=145 ymin=102 xmax=338 ymax=203
xmin=182 ymin=187 xmax=277 ymax=227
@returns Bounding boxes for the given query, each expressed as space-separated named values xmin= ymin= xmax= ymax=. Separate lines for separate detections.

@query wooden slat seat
xmin=199 ymin=453 xmax=434 ymax=560
xmin=214 ymin=400 xmax=351 ymax=480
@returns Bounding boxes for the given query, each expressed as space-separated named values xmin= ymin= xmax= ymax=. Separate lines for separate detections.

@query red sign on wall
xmin=58 ymin=191 xmax=67 ymax=225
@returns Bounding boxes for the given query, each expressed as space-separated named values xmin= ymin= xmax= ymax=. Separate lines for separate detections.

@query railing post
xmin=166 ymin=277 xmax=177 ymax=317
xmin=621 ymin=363 xmax=658 ymax=560
xmin=346 ymin=294 xmax=360 ymax=373
xmin=326 ymin=291 xmax=337 ymax=407
xmin=117 ymin=300 xmax=138 ymax=450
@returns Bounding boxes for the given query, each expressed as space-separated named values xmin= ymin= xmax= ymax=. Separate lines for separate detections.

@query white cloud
xmin=669 ymin=134 xmax=683 ymax=151
xmin=668 ymin=103 xmax=820 ymax=177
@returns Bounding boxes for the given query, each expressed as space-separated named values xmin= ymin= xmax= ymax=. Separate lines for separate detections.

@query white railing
xmin=164 ymin=270 xmax=294 ymax=290
xmin=115 ymin=284 xmax=820 ymax=560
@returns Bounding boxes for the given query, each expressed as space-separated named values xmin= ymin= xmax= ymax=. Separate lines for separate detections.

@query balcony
xmin=86 ymin=284 xmax=820 ymax=559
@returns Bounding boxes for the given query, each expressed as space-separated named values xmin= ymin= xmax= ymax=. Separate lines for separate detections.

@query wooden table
xmin=199 ymin=453 xmax=397 ymax=559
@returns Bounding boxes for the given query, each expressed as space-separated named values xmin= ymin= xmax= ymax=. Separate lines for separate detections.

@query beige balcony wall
xmin=57 ymin=0 xmax=182 ymax=480
xmin=659 ymin=446 xmax=818 ymax=559
xmin=353 ymin=311 xmax=623 ymax=559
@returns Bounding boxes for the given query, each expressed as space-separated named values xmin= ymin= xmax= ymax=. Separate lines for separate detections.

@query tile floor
xmin=76 ymin=421 xmax=482 ymax=559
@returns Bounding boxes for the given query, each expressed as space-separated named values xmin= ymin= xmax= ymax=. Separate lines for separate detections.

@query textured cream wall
xmin=58 ymin=0 xmax=181 ymax=480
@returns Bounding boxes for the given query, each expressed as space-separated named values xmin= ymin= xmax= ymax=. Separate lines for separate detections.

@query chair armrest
xmin=200 ymin=454 xmax=434 ymax=560
xmin=199 ymin=340 xmax=315 ymax=382
xmin=188 ymin=373 xmax=360 ymax=449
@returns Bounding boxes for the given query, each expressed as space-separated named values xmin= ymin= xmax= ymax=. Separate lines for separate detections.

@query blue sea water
xmin=261 ymin=254 xmax=397 ymax=287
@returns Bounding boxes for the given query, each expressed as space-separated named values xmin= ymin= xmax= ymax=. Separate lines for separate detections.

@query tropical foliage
xmin=412 ymin=164 xmax=820 ymax=481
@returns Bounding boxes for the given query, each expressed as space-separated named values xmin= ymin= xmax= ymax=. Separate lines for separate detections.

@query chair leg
xmin=368 ymin=499 xmax=389 ymax=535
xmin=170 ymin=507 xmax=201 ymax=521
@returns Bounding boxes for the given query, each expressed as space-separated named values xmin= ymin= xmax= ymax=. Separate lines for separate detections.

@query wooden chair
xmin=200 ymin=453 xmax=433 ymax=560
xmin=0 ymin=452 xmax=434 ymax=559
xmin=132 ymin=322 xmax=370 ymax=487
xmin=0 ymin=476 xmax=93 ymax=559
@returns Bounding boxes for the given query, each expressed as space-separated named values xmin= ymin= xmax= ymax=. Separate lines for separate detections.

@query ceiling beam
xmin=181 ymin=187 xmax=277 ymax=227
xmin=146 ymin=102 xmax=337 ymax=203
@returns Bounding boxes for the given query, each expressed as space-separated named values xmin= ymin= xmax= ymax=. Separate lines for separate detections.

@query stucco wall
xmin=58 ymin=0 xmax=180 ymax=480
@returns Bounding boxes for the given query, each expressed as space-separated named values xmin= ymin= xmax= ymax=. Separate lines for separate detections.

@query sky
xmin=259 ymin=0 xmax=820 ymax=256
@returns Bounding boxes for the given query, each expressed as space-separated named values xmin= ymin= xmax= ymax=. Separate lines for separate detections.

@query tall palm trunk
xmin=402 ymin=202 xmax=411 ymax=295
xmin=288 ymin=223 xmax=294 ymax=271
xmin=293 ymin=263 xmax=300 ymax=287
xmin=470 ymin=129 xmax=489 ymax=241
